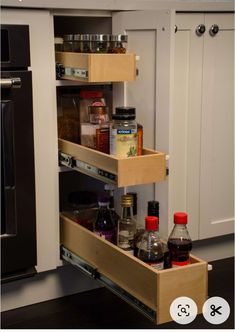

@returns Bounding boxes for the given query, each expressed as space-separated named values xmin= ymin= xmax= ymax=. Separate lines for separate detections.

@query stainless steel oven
xmin=1 ymin=25 xmax=37 ymax=282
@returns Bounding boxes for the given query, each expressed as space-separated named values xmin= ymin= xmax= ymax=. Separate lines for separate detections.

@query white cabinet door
xmin=199 ymin=13 xmax=234 ymax=239
xmin=173 ymin=13 xmax=234 ymax=240
xmin=171 ymin=14 xmax=204 ymax=240
xmin=112 ymin=10 xmax=173 ymax=239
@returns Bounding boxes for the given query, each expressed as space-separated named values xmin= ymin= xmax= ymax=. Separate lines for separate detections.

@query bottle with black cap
xmin=110 ymin=106 xmax=137 ymax=158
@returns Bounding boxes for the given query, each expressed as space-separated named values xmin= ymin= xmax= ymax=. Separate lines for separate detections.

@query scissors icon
xmin=210 ymin=304 xmax=222 ymax=316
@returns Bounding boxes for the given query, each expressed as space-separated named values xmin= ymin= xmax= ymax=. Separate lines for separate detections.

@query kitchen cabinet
xmin=171 ymin=12 xmax=234 ymax=240
xmin=2 ymin=3 xmax=233 ymax=319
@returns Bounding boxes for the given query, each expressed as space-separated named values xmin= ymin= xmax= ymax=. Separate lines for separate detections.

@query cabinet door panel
xmin=172 ymin=14 xmax=204 ymax=240
xmin=199 ymin=14 xmax=234 ymax=238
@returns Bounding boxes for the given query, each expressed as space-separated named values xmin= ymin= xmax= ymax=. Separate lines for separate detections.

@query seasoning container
xmin=73 ymin=34 xmax=82 ymax=52
xmin=90 ymin=34 xmax=109 ymax=53
xmin=54 ymin=37 xmax=63 ymax=52
xmin=63 ymin=34 xmax=74 ymax=52
xmin=81 ymin=34 xmax=91 ymax=53
xmin=89 ymin=105 xmax=109 ymax=124
xmin=110 ymin=106 xmax=138 ymax=158
xmin=108 ymin=35 xmax=128 ymax=54
xmin=81 ymin=105 xmax=110 ymax=153
xmin=79 ymin=90 xmax=106 ymax=124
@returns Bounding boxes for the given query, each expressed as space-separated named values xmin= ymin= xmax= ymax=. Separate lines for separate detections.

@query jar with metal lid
xmin=54 ymin=37 xmax=63 ymax=52
xmin=73 ymin=34 xmax=82 ymax=52
xmin=80 ymin=34 xmax=91 ymax=53
xmin=108 ymin=35 xmax=128 ymax=54
xmin=110 ymin=106 xmax=137 ymax=158
xmin=63 ymin=34 xmax=74 ymax=52
xmin=90 ymin=34 xmax=109 ymax=53
xmin=89 ymin=105 xmax=109 ymax=124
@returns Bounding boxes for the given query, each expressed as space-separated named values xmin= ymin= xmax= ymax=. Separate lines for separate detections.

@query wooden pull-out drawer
xmin=55 ymin=52 xmax=136 ymax=82
xmin=60 ymin=215 xmax=208 ymax=325
xmin=58 ymin=139 xmax=166 ymax=187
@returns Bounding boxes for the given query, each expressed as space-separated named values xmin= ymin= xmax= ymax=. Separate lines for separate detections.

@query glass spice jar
xmin=90 ymin=34 xmax=109 ymax=53
xmin=81 ymin=34 xmax=91 ymax=53
xmin=63 ymin=34 xmax=74 ymax=52
xmin=108 ymin=35 xmax=128 ymax=54
xmin=73 ymin=34 xmax=82 ymax=52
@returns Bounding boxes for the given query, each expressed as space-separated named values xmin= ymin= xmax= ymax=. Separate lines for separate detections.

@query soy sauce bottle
xmin=137 ymin=216 xmax=164 ymax=270
xmin=167 ymin=212 xmax=192 ymax=268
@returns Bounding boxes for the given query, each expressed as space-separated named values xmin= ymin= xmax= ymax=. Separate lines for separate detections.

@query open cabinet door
xmin=112 ymin=10 xmax=174 ymax=238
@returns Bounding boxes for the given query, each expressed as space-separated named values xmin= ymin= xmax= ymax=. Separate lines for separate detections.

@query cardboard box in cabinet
xmin=58 ymin=139 xmax=166 ymax=187
xmin=60 ymin=215 xmax=208 ymax=325
xmin=55 ymin=52 xmax=136 ymax=82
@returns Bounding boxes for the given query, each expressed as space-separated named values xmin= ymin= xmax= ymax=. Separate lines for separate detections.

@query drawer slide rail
xmin=61 ymin=246 xmax=156 ymax=322
xmin=59 ymin=151 xmax=117 ymax=184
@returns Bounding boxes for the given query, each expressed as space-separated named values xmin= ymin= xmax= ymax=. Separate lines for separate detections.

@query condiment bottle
xmin=94 ymin=194 xmax=115 ymax=243
xmin=137 ymin=216 xmax=164 ymax=270
xmin=117 ymin=194 xmax=136 ymax=255
xmin=167 ymin=212 xmax=192 ymax=268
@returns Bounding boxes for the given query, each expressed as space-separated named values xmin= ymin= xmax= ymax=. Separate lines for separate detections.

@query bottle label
xmin=94 ymin=230 xmax=114 ymax=243
xmin=171 ymin=260 xmax=190 ymax=268
xmin=147 ymin=261 xmax=164 ymax=270
xmin=110 ymin=128 xmax=137 ymax=158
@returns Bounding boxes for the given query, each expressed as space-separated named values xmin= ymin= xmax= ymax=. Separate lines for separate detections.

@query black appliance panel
xmin=1 ymin=70 xmax=37 ymax=276
xmin=1 ymin=25 xmax=30 ymax=68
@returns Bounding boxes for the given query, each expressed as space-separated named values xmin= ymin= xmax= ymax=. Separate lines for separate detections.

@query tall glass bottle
xmin=94 ymin=194 xmax=115 ymax=243
xmin=137 ymin=216 xmax=164 ymax=270
xmin=117 ymin=194 xmax=136 ymax=254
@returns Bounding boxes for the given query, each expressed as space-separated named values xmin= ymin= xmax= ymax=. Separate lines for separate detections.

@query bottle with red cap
xmin=137 ymin=216 xmax=164 ymax=270
xmin=167 ymin=212 xmax=192 ymax=268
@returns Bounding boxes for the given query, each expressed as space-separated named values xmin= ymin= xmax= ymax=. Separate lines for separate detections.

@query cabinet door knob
xmin=195 ymin=24 xmax=206 ymax=36
xmin=209 ymin=24 xmax=219 ymax=37
xmin=175 ymin=25 xmax=178 ymax=33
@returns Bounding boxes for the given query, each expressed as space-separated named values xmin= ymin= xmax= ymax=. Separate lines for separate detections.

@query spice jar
xmin=110 ymin=106 xmax=137 ymax=158
xmin=108 ymin=35 xmax=128 ymax=54
xmin=73 ymin=34 xmax=82 ymax=52
xmin=89 ymin=105 xmax=109 ymax=124
xmin=90 ymin=34 xmax=109 ymax=53
xmin=63 ymin=34 xmax=74 ymax=52
xmin=81 ymin=34 xmax=91 ymax=53
xmin=54 ymin=37 xmax=63 ymax=52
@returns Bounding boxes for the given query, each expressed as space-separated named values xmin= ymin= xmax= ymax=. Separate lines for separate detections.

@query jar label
xmin=110 ymin=128 xmax=137 ymax=158
xmin=94 ymin=230 xmax=114 ymax=243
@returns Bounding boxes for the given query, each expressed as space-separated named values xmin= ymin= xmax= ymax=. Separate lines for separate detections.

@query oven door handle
xmin=0 ymin=77 xmax=21 ymax=89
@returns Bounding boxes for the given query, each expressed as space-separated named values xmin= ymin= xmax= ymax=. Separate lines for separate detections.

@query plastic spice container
xmin=89 ymin=105 xmax=109 ymax=124
xmin=108 ymin=35 xmax=128 ymax=53
xmin=90 ymin=34 xmax=109 ymax=53
xmin=110 ymin=106 xmax=137 ymax=158
xmin=63 ymin=34 xmax=74 ymax=51
xmin=81 ymin=34 xmax=91 ymax=53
